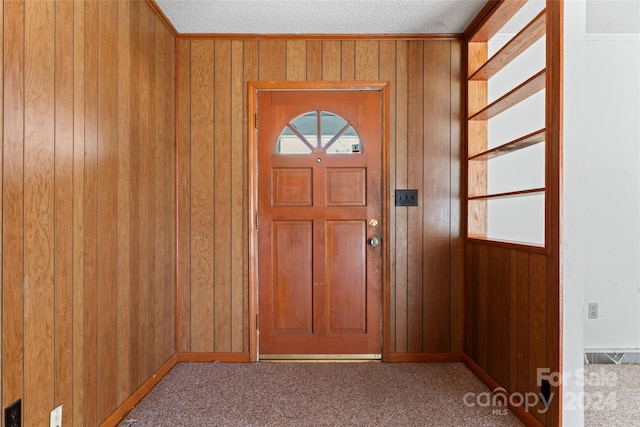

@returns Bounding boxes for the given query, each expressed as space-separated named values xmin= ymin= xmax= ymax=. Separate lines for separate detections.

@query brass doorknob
xmin=368 ymin=237 xmax=379 ymax=247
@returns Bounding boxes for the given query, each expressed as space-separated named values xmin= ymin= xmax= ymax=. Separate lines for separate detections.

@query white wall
xmin=581 ymin=35 xmax=640 ymax=351
xmin=563 ymin=2 xmax=640 ymax=423
xmin=563 ymin=1 xmax=587 ymax=425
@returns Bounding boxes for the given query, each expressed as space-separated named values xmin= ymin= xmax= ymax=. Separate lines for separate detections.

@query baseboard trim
xmin=178 ymin=352 xmax=251 ymax=363
xmin=385 ymin=352 xmax=464 ymax=363
xmin=100 ymin=353 xmax=178 ymax=427
xmin=462 ymin=356 xmax=544 ymax=427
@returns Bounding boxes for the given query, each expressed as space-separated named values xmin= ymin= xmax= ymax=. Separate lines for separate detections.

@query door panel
xmin=258 ymin=89 xmax=382 ymax=357
xmin=326 ymin=168 xmax=367 ymax=206
xmin=272 ymin=168 xmax=313 ymax=207
xmin=272 ymin=221 xmax=313 ymax=333
xmin=327 ymin=220 xmax=367 ymax=333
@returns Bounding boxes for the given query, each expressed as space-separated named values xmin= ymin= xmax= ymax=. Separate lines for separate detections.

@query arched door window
xmin=276 ymin=111 xmax=361 ymax=154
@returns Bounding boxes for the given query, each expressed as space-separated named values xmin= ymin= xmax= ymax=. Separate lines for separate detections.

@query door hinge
xmin=254 ymin=113 xmax=258 ymax=128
xmin=255 ymin=212 xmax=259 ymax=230
xmin=256 ymin=313 xmax=260 ymax=330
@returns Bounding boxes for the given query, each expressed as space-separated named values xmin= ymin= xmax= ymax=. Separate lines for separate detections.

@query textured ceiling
xmin=154 ymin=0 xmax=489 ymax=35
xmin=586 ymin=1 xmax=640 ymax=33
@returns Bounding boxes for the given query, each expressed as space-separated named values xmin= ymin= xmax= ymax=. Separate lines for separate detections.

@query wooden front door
xmin=257 ymin=90 xmax=382 ymax=357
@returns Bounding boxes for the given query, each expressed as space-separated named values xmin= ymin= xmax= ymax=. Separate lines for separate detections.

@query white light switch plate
xmin=50 ymin=405 xmax=62 ymax=427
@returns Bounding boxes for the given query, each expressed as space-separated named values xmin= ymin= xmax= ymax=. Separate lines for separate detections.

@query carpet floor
xmin=119 ymin=362 xmax=524 ymax=426
xmin=584 ymin=364 xmax=640 ymax=426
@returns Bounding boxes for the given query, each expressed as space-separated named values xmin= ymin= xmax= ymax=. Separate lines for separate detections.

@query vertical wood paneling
xmin=516 ymin=251 xmax=530 ymax=396
xmin=406 ymin=40 xmax=424 ymax=352
xmin=96 ymin=0 xmax=119 ymax=419
xmin=259 ymin=40 xmax=286 ymax=80
xmin=164 ymin=26 xmax=177 ymax=362
xmin=128 ymin=0 xmax=141 ymax=391
xmin=129 ymin=2 xmax=142 ymax=389
xmin=153 ymin=12 xmax=165 ymax=371
xmin=148 ymin=14 xmax=159 ymax=372
xmin=136 ymin=3 xmax=151 ymax=383
xmin=24 ymin=0 xmax=56 ymax=423
xmin=143 ymin=4 xmax=156 ymax=384
xmin=394 ymin=40 xmax=409 ymax=352
xmin=476 ymin=245 xmax=489 ymax=368
xmin=486 ymin=247 xmax=502 ymax=379
xmin=84 ymin=0 xmax=99 ymax=420
xmin=464 ymin=244 xmax=476 ymax=359
xmin=355 ymin=41 xmax=378 ymax=80
xmin=179 ymin=38 xmax=464 ymax=359
xmin=214 ymin=40 xmax=232 ymax=352
xmin=230 ymin=40 xmax=245 ymax=352
xmin=159 ymin=8 xmax=174 ymax=365
xmin=178 ymin=39 xmax=193 ymax=352
xmin=286 ymin=40 xmax=306 ymax=81
xmin=499 ymin=248 xmax=512 ymax=388
xmin=529 ymin=253 xmax=547 ymax=424
xmin=509 ymin=250 xmax=519 ymax=393
xmin=54 ymin=1 xmax=74 ymax=423
xmin=1 ymin=1 xmax=176 ymax=424
xmin=190 ymin=40 xmax=215 ymax=352
xmin=306 ymin=41 xmax=322 ymax=80
xmin=378 ymin=40 xmax=396 ymax=356
xmin=422 ymin=41 xmax=451 ymax=352
xmin=449 ymin=40 xmax=464 ymax=353
xmin=0 ymin=0 xmax=3 ymax=411
xmin=146 ymin=10 xmax=157 ymax=374
xmin=116 ymin=0 xmax=133 ymax=404
xmin=131 ymin=0 xmax=149 ymax=389
xmin=243 ymin=40 xmax=259 ymax=353
xmin=466 ymin=245 xmax=557 ymax=422
xmin=341 ymin=41 xmax=355 ymax=80
xmin=3 ymin=0 xmax=25 ymax=412
xmin=72 ymin=0 xmax=86 ymax=423
xmin=322 ymin=41 xmax=341 ymax=81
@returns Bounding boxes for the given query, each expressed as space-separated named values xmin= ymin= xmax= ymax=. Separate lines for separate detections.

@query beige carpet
xmin=584 ymin=364 xmax=640 ymax=426
xmin=119 ymin=362 xmax=524 ymax=426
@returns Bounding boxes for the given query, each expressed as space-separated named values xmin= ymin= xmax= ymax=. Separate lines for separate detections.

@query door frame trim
xmin=248 ymin=81 xmax=390 ymax=362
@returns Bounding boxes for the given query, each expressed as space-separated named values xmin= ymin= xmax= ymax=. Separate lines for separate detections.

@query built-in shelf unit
xmin=466 ymin=0 xmax=549 ymax=247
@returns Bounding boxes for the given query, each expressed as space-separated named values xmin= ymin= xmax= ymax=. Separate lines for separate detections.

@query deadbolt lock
xmin=368 ymin=218 xmax=379 ymax=227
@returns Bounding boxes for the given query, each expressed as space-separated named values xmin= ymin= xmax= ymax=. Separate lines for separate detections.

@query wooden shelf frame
xmin=468 ymin=187 xmax=545 ymax=201
xmin=465 ymin=0 xmax=529 ymax=42
xmin=469 ymin=128 xmax=545 ymax=160
xmin=465 ymin=0 xmax=558 ymax=255
xmin=469 ymin=69 xmax=545 ymax=121
xmin=469 ymin=10 xmax=546 ymax=81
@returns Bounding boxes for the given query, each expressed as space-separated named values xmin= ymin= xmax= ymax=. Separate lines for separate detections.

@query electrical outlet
xmin=5 ymin=399 xmax=21 ymax=427
xmin=50 ymin=405 xmax=62 ymax=427
xmin=588 ymin=303 xmax=598 ymax=319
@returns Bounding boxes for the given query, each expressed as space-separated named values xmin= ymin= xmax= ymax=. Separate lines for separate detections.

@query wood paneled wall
xmin=1 ymin=1 xmax=176 ymax=425
xmin=465 ymin=244 xmax=557 ymax=425
xmin=177 ymin=39 xmax=464 ymax=356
